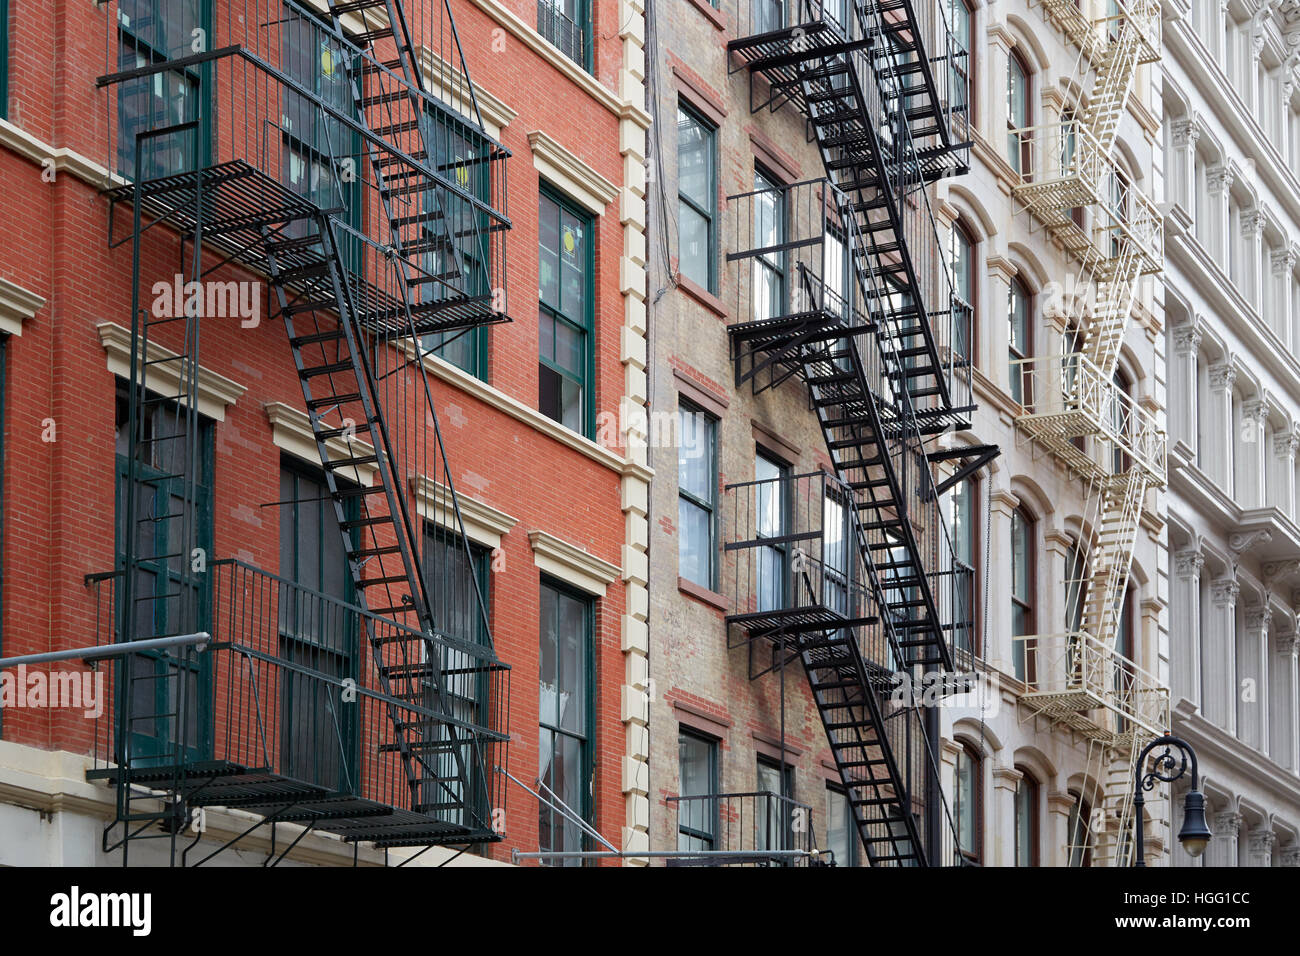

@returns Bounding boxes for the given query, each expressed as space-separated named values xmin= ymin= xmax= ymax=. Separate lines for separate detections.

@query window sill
xmin=678 ymin=576 xmax=729 ymax=613
xmin=684 ymin=0 xmax=726 ymax=31
xmin=676 ymin=275 xmax=728 ymax=320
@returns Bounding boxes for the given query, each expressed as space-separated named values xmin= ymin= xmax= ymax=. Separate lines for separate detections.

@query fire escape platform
xmin=104 ymin=160 xmax=504 ymax=338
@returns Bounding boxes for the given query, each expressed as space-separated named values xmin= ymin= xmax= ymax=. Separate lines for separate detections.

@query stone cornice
xmin=411 ymin=473 xmax=517 ymax=551
xmin=98 ymin=322 xmax=246 ymax=422
xmin=529 ymin=530 xmax=621 ymax=597
xmin=0 ymin=117 xmax=125 ymax=190
xmin=527 ymin=130 xmax=619 ymax=216
xmin=264 ymin=402 xmax=378 ymax=486
xmin=0 ymin=276 xmax=44 ymax=336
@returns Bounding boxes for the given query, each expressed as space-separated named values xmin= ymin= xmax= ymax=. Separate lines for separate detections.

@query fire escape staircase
xmin=726 ymin=0 xmax=978 ymax=865
xmin=94 ymin=0 xmax=511 ymax=861
xmin=1008 ymin=0 xmax=1165 ymax=865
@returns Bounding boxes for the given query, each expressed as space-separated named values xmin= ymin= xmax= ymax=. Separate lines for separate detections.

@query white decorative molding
xmin=0 ymin=117 xmax=124 ymax=190
xmin=0 ymin=277 xmax=44 ymax=336
xmin=98 ymin=322 xmax=246 ymax=421
xmin=527 ymin=130 xmax=619 ymax=216
xmin=264 ymin=401 xmax=378 ymax=486
xmin=396 ymin=341 xmax=652 ymax=482
xmin=417 ymin=47 xmax=517 ymax=139
xmin=411 ymin=473 xmax=516 ymax=551
xmin=529 ymin=530 xmax=620 ymax=597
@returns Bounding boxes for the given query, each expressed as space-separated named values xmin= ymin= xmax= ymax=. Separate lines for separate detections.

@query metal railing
xmin=666 ymin=791 xmax=822 ymax=865
xmin=85 ymin=558 xmax=510 ymax=837
xmin=1011 ymin=352 xmax=1167 ymax=484
xmin=1012 ymin=631 xmax=1168 ymax=741
xmin=536 ymin=0 xmax=587 ymax=69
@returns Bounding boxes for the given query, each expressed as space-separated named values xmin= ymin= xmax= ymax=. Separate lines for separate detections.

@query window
xmin=954 ymin=745 xmax=981 ymax=864
xmin=948 ymin=0 xmax=973 ymax=122
xmin=677 ymin=401 xmax=718 ymax=589
xmin=752 ymin=166 xmax=786 ymax=321
xmin=1007 ymin=277 xmax=1031 ymax=404
xmin=537 ymin=0 xmax=591 ymax=72
xmin=115 ymin=384 xmax=213 ymax=761
xmin=538 ymin=579 xmax=593 ymax=865
xmin=949 ymin=221 xmax=974 ymax=363
xmin=753 ymin=0 xmax=786 ymax=34
xmin=1115 ymin=585 xmax=1136 ymax=735
xmin=755 ymin=452 xmax=789 ymax=613
xmin=538 ymin=188 xmax=594 ymax=436
xmin=420 ymin=105 xmax=496 ymax=378
xmin=281 ymin=12 xmax=362 ymax=271
xmin=1014 ymin=769 xmax=1039 ymax=866
xmin=278 ymin=462 xmax=360 ymax=791
xmin=1011 ymin=507 xmax=1035 ymax=681
xmin=822 ymin=489 xmax=853 ymax=624
xmin=947 ymin=473 xmax=978 ymax=656
xmin=823 ymin=226 xmax=853 ymax=319
xmin=677 ymin=730 xmax=719 ymax=851
xmin=1006 ymin=52 xmax=1030 ymax=175
xmin=678 ymin=104 xmax=717 ymax=292
xmin=424 ymin=526 xmax=493 ymax=828
xmin=1111 ymin=367 xmax=1131 ymax=474
xmin=825 ymin=785 xmax=860 ymax=867
xmin=756 ymin=756 xmax=795 ymax=859
xmin=116 ymin=0 xmax=209 ymax=178
xmin=1068 ymin=790 xmax=1093 ymax=866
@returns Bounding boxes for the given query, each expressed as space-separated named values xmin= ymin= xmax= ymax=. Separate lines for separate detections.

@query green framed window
xmin=114 ymin=384 xmax=214 ymax=762
xmin=421 ymin=103 xmax=495 ymax=379
xmin=752 ymin=166 xmax=786 ymax=321
xmin=538 ymin=188 xmax=594 ymax=437
xmin=677 ymin=729 xmax=718 ymax=852
xmin=677 ymin=400 xmax=717 ymax=590
xmin=423 ymin=525 xmax=493 ymax=829
xmin=537 ymin=0 xmax=591 ymax=73
xmin=278 ymin=460 xmax=360 ymax=792
xmin=756 ymin=756 xmax=794 ymax=860
xmin=116 ymin=0 xmax=212 ymax=179
xmin=281 ymin=11 xmax=362 ymax=272
xmin=825 ymin=785 xmax=860 ymax=867
xmin=538 ymin=577 xmax=594 ymax=866
xmin=754 ymin=451 xmax=789 ymax=613
xmin=677 ymin=103 xmax=717 ymax=292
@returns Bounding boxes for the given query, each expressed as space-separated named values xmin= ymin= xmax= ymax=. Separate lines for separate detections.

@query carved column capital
xmin=1273 ymin=432 xmax=1300 ymax=459
xmin=1211 ymin=577 xmax=1241 ymax=609
xmin=1172 ymin=119 xmax=1202 ymax=149
xmin=1243 ymin=604 xmax=1271 ymax=632
xmin=1174 ymin=549 xmax=1205 ymax=578
xmin=1213 ymin=810 xmax=1242 ymax=837
xmin=1207 ymin=165 xmax=1234 ymax=194
xmin=1208 ymin=362 xmax=1237 ymax=391
xmin=1280 ymin=843 xmax=1300 ymax=866
xmin=1242 ymin=210 xmax=1268 ymax=239
xmin=1271 ymin=248 xmax=1298 ymax=275
xmin=1173 ymin=324 xmax=1203 ymax=357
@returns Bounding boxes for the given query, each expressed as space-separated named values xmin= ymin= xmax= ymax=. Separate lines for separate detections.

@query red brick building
xmin=0 ymin=0 xmax=650 ymax=865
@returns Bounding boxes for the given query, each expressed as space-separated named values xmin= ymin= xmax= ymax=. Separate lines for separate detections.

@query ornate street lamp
xmin=1133 ymin=733 xmax=1211 ymax=867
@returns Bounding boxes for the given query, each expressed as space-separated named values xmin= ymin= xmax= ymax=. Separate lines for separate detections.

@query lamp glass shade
xmin=1178 ymin=790 xmax=1212 ymax=859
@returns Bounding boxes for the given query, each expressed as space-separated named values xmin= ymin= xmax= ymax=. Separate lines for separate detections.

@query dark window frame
xmin=1008 ymin=276 xmax=1032 ymax=405
xmin=677 ymin=398 xmax=719 ymax=590
xmin=1007 ymin=49 xmax=1032 ymax=175
xmin=1010 ymin=506 xmax=1036 ymax=682
xmin=677 ymin=727 xmax=720 ymax=851
xmin=825 ymin=782 xmax=861 ymax=867
xmin=1014 ymin=766 xmax=1040 ymax=866
xmin=954 ymin=744 xmax=983 ymax=864
xmin=538 ymin=185 xmax=596 ymax=438
xmin=677 ymin=101 xmax=718 ymax=293
xmin=752 ymin=163 xmax=787 ymax=322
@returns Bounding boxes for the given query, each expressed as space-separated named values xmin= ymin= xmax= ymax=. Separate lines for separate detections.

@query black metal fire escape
xmin=724 ymin=0 xmax=988 ymax=865
xmin=92 ymin=0 xmax=511 ymax=864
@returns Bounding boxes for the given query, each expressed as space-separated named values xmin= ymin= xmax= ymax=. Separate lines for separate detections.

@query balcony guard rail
xmin=85 ymin=558 xmax=510 ymax=842
xmin=1012 ymin=631 xmax=1169 ymax=742
xmin=1039 ymin=0 xmax=1160 ymax=67
xmin=725 ymin=177 xmax=973 ymax=424
xmin=536 ymin=0 xmax=587 ymax=69
xmin=1007 ymin=118 xmax=1162 ymax=277
xmin=1011 ymin=352 xmax=1166 ymax=484
xmin=666 ymin=791 xmax=821 ymax=866
xmin=100 ymin=4 xmax=511 ymax=325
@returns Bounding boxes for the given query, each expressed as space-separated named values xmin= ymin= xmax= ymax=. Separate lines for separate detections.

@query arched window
xmin=950 ymin=220 xmax=975 ymax=365
xmin=1011 ymin=507 xmax=1035 ymax=681
xmin=1014 ymin=768 xmax=1039 ymax=866
xmin=1007 ymin=51 xmax=1031 ymax=174
xmin=1115 ymin=584 xmax=1136 ymax=734
xmin=954 ymin=745 xmax=982 ymax=864
xmin=1111 ymin=366 xmax=1132 ymax=474
xmin=948 ymin=0 xmax=974 ymax=124
xmin=1068 ymin=789 xmax=1093 ymax=867
xmin=947 ymin=471 xmax=979 ymax=657
xmin=1008 ymin=277 xmax=1031 ymax=404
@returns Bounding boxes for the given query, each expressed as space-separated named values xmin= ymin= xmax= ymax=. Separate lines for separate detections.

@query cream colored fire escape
xmin=1009 ymin=0 xmax=1167 ymax=866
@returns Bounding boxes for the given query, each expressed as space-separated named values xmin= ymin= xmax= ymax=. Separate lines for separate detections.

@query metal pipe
xmin=0 ymin=633 xmax=210 ymax=670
